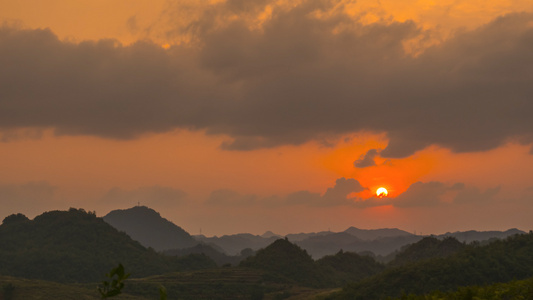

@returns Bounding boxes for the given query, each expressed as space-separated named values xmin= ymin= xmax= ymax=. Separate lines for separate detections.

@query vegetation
xmin=98 ymin=264 xmax=130 ymax=298
xmin=388 ymin=236 xmax=465 ymax=267
xmin=0 ymin=209 xmax=216 ymax=283
xmin=103 ymin=206 xmax=197 ymax=251
xmin=3 ymin=207 xmax=533 ymax=300
xmin=240 ymin=238 xmax=384 ymax=288
xmin=317 ymin=250 xmax=385 ymax=286
xmin=330 ymin=232 xmax=533 ymax=299
xmin=393 ymin=276 xmax=533 ymax=299
xmin=163 ymin=244 xmax=255 ymax=266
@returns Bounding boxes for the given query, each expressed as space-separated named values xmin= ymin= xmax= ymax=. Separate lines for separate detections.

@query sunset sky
xmin=1 ymin=0 xmax=533 ymax=236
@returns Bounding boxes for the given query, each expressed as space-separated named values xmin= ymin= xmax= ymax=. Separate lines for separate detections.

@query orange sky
xmin=1 ymin=0 xmax=533 ymax=235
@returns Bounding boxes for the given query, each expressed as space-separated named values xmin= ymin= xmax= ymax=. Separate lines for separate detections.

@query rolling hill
xmin=0 ymin=208 xmax=215 ymax=283
xmin=103 ymin=206 xmax=197 ymax=251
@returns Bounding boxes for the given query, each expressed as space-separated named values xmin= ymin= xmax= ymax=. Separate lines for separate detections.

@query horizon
xmin=2 ymin=0 xmax=533 ymax=236
xmin=3 ymin=205 xmax=527 ymax=238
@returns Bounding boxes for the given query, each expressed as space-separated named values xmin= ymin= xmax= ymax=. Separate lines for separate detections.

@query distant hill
xmin=332 ymin=232 xmax=533 ymax=299
xmin=296 ymin=232 xmax=422 ymax=258
xmin=194 ymin=233 xmax=279 ymax=255
xmin=285 ymin=231 xmax=333 ymax=242
xmin=437 ymin=228 xmax=525 ymax=243
xmin=0 ymin=208 xmax=216 ymax=283
xmin=344 ymin=227 xmax=413 ymax=240
xmin=162 ymin=243 xmax=255 ymax=266
xmin=104 ymin=206 xmax=197 ymax=251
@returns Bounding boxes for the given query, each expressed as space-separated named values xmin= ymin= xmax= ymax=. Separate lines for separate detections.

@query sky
xmin=1 ymin=0 xmax=533 ymax=236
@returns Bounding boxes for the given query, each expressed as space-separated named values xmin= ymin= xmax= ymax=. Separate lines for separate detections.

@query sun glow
xmin=376 ymin=187 xmax=388 ymax=197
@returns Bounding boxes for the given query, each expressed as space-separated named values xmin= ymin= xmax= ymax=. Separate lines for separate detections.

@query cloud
xmin=386 ymin=181 xmax=500 ymax=208
xmin=203 ymin=179 xmax=500 ymax=209
xmin=354 ymin=148 xmax=379 ymax=168
xmin=392 ymin=181 xmax=450 ymax=208
xmin=205 ymin=189 xmax=257 ymax=206
xmin=287 ymin=177 xmax=366 ymax=207
xmin=101 ymin=186 xmax=187 ymax=208
xmin=1 ymin=3 xmax=533 ymax=157
xmin=453 ymin=185 xmax=500 ymax=204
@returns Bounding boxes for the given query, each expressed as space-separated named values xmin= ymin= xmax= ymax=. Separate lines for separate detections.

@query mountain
xmin=240 ymin=238 xmax=385 ymax=288
xmin=261 ymin=230 xmax=281 ymax=238
xmin=103 ymin=206 xmax=197 ymax=251
xmin=194 ymin=233 xmax=279 ymax=255
xmin=296 ymin=232 xmax=422 ymax=258
xmin=437 ymin=228 xmax=525 ymax=243
xmin=240 ymin=238 xmax=327 ymax=287
xmin=285 ymin=230 xmax=332 ymax=242
xmin=162 ymin=243 xmax=255 ymax=266
xmin=317 ymin=250 xmax=385 ymax=286
xmin=343 ymin=227 xmax=413 ymax=240
xmin=332 ymin=232 xmax=533 ymax=299
xmin=0 ymin=208 xmax=216 ymax=283
xmin=388 ymin=236 xmax=465 ymax=267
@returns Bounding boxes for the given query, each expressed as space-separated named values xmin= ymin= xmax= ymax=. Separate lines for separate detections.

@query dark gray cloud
xmin=354 ymin=181 xmax=501 ymax=208
xmin=354 ymin=149 xmax=379 ymax=168
xmin=392 ymin=181 xmax=450 ymax=208
xmin=101 ymin=186 xmax=187 ymax=208
xmin=287 ymin=177 xmax=366 ymax=206
xmin=206 ymin=177 xmax=366 ymax=207
xmin=453 ymin=185 xmax=500 ymax=204
xmin=1 ymin=2 xmax=533 ymax=157
xmin=203 ymin=178 xmax=498 ymax=209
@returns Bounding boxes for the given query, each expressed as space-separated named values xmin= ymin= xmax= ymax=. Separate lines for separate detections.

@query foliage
xmin=388 ymin=236 xmax=465 ymax=267
xmin=317 ymin=250 xmax=385 ymax=286
xmin=98 ymin=264 xmax=130 ymax=298
xmin=0 ymin=209 xmax=216 ymax=283
xmin=103 ymin=206 xmax=197 ymax=251
xmin=158 ymin=286 xmax=167 ymax=300
xmin=331 ymin=232 xmax=533 ymax=299
xmin=2 ymin=282 xmax=15 ymax=300
xmin=240 ymin=238 xmax=383 ymax=288
xmin=394 ymin=276 xmax=533 ymax=299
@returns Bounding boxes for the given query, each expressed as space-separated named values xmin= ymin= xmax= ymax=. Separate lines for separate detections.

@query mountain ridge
xmin=103 ymin=206 xmax=197 ymax=251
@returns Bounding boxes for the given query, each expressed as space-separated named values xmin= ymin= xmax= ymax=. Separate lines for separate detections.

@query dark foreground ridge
xmin=0 ymin=208 xmax=215 ymax=283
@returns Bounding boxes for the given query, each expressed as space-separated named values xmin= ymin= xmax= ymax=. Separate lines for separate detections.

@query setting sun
xmin=376 ymin=187 xmax=388 ymax=197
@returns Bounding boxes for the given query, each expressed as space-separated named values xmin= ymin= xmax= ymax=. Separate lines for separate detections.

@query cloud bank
xmin=1 ymin=1 xmax=533 ymax=157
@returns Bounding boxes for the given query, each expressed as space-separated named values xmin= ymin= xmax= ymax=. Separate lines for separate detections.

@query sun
xmin=376 ymin=187 xmax=388 ymax=198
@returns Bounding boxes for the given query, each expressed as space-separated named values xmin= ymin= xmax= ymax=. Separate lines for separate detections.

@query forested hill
xmin=331 ymin=232 xmax=533 ymax=299
xmin=240 ymin=238 xmax=384 ymax=288
xmin=103 ymin=206 xmax=197 ymax=251
xmin=0 ymin=209 xmax=215 ymax=283
xmin=388 ymin=236 xmax=465 ymax=267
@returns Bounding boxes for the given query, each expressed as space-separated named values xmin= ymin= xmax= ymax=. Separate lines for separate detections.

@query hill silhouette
xmin=103 ymin=206 xmax=197 ymax=251
xmin=343 ymin=227 xmax=413 ymax=240
xmin=194 ymin=233 xmax=279 ymax=255
xmin=163 ymin=243 xmax=255 ymax=266
xmin=0 ymin=208 xmax=216 ymax=283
